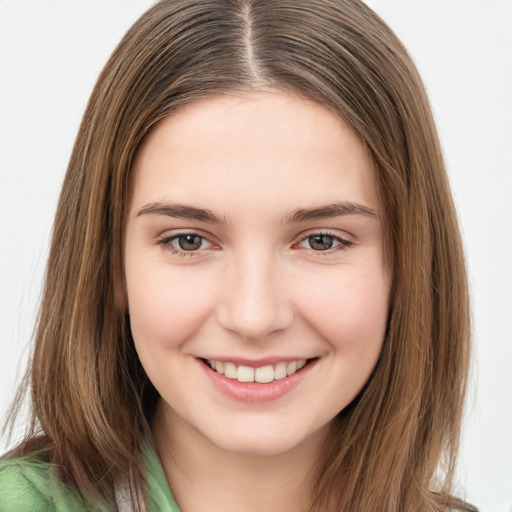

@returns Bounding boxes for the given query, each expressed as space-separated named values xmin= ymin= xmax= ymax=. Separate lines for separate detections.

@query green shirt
xmin=0 ymin=442 xmax=181 ymax=512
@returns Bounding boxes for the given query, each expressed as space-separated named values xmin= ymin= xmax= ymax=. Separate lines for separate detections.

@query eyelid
xmin=155 ymin=228 xmax=353 ymax=256
xmin=293 ymin=229 xmax=354 ymax=253
xmin=156 ymin=229 xmax=218 ymax=255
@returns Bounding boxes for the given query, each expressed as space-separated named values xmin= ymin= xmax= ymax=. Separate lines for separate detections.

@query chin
xmin=201 ymin=420 xmax=330 ymax=458
xmin=212 ymin=435 xmax=301 ymax=457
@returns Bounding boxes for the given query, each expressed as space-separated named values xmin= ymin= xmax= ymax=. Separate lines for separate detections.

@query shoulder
xmin=0 ymin=454 xmax=90 ymax=512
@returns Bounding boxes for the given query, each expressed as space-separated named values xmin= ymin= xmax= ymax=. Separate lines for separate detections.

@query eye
xmin=158 ymin=232 xmax=214 ymax=254
xmin=297 ymin=232 xmax=352 ymax=252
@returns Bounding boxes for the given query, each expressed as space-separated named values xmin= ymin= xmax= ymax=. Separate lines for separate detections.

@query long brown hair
xmin=5 ymin=1 xmax=473 ymax=510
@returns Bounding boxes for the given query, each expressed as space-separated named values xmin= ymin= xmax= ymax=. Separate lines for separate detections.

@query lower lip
xmin=199 ymin=359 xmax=317 ymax=403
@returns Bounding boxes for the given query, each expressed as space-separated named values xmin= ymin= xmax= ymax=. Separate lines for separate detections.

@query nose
xmin=216 ymin=249 xmax=294 ymax=341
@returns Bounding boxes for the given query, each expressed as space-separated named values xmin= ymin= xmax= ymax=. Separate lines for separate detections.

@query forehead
xmin=129 ymin=91 xmax=380 ymax=219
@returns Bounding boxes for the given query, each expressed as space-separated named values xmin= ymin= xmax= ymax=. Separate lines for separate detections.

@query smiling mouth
xmin=202 ymin=358 xmax=313 ymax=384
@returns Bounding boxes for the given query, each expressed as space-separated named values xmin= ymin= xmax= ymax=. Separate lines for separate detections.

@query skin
xmin=124 ymin=90 xmax=391 ymax=512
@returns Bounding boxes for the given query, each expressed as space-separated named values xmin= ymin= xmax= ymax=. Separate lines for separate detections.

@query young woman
xmin=0 ymin=1 xmax=476 ymax=511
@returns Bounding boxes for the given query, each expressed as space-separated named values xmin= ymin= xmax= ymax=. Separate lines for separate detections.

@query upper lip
xmin=198 ymin=356 xmax=315 ymax=368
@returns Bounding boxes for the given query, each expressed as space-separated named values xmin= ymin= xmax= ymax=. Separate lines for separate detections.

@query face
xmin=124 ymin=91 xmax=391 ymax=457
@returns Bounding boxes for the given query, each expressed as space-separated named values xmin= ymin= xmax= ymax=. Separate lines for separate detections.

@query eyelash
xmin=157 ymin=231 xmax=214 ymax=257
xmin=295 ymin=230 xmax=353 ymax=254
xmin=156 ymin=230 xmax=353 ymax=257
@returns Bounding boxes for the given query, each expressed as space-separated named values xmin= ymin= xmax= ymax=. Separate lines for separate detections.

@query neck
xmin=152 ymin=403 xmax=330 ymax=512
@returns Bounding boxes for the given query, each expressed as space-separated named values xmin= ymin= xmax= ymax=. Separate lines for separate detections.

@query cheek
xmin=298 ymin=264 xmax=390 ymax=352
xmin=126 ymin=264 xmax=216 ymax=348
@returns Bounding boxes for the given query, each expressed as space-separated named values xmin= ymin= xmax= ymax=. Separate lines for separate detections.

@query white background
xmin=1 ymin=1 xmax=511 ymax=510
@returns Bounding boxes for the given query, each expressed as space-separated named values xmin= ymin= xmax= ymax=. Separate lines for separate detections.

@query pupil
xmin=179 ymin=235 xmax=202 ymax=251
xmin=309 ymin=235 xmax=334 ymax=251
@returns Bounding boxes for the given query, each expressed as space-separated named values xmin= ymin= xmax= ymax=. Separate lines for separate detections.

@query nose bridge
xmin=217 ymin=245 xmax=293 ymax=340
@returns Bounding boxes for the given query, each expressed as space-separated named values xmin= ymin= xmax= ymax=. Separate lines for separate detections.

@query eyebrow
xmin=137 ymin=202 xmax=226 ymax=223
xmin=136 ymin=201 xmax=377 ymax=224
xmin=285 ymin=202 xmax=377 ymax=223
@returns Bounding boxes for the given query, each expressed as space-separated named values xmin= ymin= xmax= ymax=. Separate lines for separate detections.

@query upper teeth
xmin=207 ymin=359 xmax=307 ymax=383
